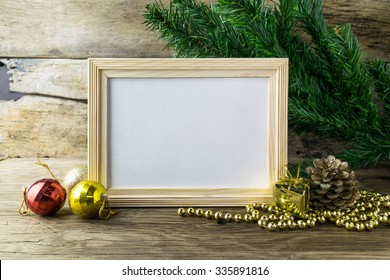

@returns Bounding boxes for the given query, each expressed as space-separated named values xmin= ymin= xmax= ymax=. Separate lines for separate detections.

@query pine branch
xmin=339 ymin=130 xmax=390 ymax=168
xmin=144 ymin=0 xmax=390 ymax=168
xmin=365 ymin=59 xmax=390 ymax=119
xmin=144 ymin=0 xmax=219 ymax=57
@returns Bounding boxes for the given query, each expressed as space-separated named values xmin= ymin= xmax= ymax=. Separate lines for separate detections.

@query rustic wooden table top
xmin=0 ymin=158 xmax=389 ymax=260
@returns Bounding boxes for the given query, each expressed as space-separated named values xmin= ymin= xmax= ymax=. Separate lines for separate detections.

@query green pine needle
xmin=144 ymin=0 xmax=390 ymax=168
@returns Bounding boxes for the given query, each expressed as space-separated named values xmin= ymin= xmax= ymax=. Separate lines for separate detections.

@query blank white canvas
xmin=108 ymin=77 xmax=269 ymax=189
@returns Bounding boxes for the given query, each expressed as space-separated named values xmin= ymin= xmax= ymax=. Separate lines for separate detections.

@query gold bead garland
xmin=177 ymin=190 xmax=390 ymax=231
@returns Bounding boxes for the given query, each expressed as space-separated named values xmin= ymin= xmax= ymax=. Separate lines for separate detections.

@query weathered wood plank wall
xmin=323 ymin=0 xmax=389 ymax=61
xmin=1 ymin=0 xmax=388 ymax=59
xmin=0 ymin=0 xmax=169 ymax=58
xmin=0 ymin=0 xmax=389 ymax=158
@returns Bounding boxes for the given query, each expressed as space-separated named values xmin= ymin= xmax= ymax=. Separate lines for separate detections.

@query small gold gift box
xmin=273 ymin=165 xmax=310 ymax=217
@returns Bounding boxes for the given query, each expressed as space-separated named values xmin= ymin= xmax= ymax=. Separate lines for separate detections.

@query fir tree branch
xmin=364 ymin=59 xmax=390 ymax=119
xmin=339 ymin=130 xmax=390 ymax=168
xmin=144 ymin=0 xmax=390 ymax=168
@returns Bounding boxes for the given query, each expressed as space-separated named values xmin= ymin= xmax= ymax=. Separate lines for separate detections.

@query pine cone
xmin=306 ymin=155 xmax=360 ymax=210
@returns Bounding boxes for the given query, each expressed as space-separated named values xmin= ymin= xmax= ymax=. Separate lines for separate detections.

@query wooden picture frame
xmin=88 ymin=58 xmax=288 ymax=207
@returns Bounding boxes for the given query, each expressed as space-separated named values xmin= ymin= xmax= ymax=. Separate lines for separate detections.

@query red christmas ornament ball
xmin=25 ymin=178 xmax=66 ymax=216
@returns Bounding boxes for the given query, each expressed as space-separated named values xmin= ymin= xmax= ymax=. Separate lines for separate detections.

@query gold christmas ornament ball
xmin=68 ymin=180 xmax=107 ymax=218
xmin=63 ymin=166 xmax=88 ymax=192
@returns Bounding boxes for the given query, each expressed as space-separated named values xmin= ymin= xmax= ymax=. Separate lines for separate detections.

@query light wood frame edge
xmin=88 ymin=58 xmax=288 ymax=207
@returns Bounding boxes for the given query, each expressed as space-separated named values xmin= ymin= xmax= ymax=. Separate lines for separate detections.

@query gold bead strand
xmin=177 ymin=207 xmax=245 ymax=224
xmin=176 ymin=190 xmax=390 ymax=232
